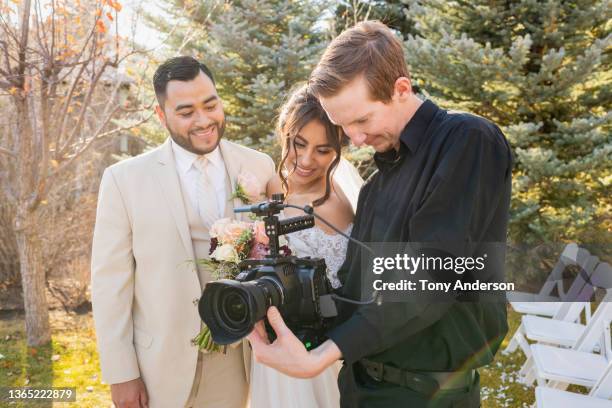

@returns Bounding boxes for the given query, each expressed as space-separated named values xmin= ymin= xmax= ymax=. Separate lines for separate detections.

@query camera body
xmin=198 ymin=194 xmax=338 ymax=348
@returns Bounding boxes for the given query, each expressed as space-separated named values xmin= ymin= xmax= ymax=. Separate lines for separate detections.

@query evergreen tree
xmin=401 ymin=0 xmax=611 ymax=244
xmin=333 ymin=0 xmax=418 ymax=38
xmin=146 ymin=0 xmax=329 ymax=158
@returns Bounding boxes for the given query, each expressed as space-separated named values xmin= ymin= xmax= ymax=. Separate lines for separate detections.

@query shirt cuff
xmin=326 ymin=314 xmax=382 ymax=365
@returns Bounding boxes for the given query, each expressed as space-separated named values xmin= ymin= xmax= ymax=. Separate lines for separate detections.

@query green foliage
xmin=333 ymin=0 xmax=418 ymax=38
xmin=146 ymin=0 xmax=330 ymax=159
xmin=402 ymin=0 xmax=612 ymax=244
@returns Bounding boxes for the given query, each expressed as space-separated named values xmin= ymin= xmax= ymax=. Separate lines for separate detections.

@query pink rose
xmin=220 ymin=220 xmax=250 ymax=244
xmin=253 ymin=221 xmax=269 ymax=245
xmin=237 ymin=171 xmax=263 ymax=203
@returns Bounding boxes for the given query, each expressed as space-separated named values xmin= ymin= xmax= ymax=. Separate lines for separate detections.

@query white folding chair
xmin=505 ymin=246 xmax=597 ymax=355
xmin=505 ymin=255 xmax=601 ymax=357
xmin=536 ymin=360 xmax=612 ymax=407
xmin=508 ymin=243 xmax=593 ymax=318
xmin=527 ymin=263 xmax=612 ymax=389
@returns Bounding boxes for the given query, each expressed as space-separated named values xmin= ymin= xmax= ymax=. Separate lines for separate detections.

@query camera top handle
xmin=234 ymin=193 xmax=315 ymax=257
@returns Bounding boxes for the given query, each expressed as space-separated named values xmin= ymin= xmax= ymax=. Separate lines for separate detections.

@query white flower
xmin=211 ymin=244 xmax=239 ymax=263
xmin=209 ymin=218 xmax=232 ymax=240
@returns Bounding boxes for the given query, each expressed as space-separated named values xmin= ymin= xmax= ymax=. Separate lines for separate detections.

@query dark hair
xmin=153 ymin=56 xmax=215 ymax=108
xmin=309 ymin=21 xmax=409 ymax=102
xmin=277 ymin=84 xmax=344 ymax=207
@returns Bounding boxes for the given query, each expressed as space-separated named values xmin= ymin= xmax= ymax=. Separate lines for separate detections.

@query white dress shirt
xmin=171 ymin=139 xmax=228 ymax=220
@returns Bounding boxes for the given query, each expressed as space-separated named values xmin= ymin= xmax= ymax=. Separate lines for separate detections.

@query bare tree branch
xmin=18 ymin=0 xmax=32 ymax=82
xmin=33 ymin=0 xmax=49 ymax=61
xmin=50 ymin=109 xmax=154 ymax=181
xmin=56 ymin=60 xmax=109 ymax=157
xmin=0 ymin=14 xmax=20 ymax=48
xmin=0 ymin=146 xmax=16 ymax=158
xmin=49 ymin=0 xmax=56 ymax=61
xmin=53 ymin=26 xmax=100 ymax=155
xmin=0 ymin=40 xmax=15 ymax=85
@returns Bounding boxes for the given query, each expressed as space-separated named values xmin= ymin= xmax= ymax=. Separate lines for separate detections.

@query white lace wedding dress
xmin=249 ymin=158 xmax=362 ymax=408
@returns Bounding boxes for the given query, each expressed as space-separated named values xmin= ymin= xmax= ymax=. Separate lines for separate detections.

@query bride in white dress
xmin=251 ymin=85 xmax=363 ymax=408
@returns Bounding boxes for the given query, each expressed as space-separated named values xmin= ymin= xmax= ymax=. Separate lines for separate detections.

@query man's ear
xmin=393 ymin=77 xmax=412 ymax=101
xmin=155 ymin=105 xmax=166 ymax=127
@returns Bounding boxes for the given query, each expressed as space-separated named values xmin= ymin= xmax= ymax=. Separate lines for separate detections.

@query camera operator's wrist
xmin=310 ymin=339 xmax=342 ymax=375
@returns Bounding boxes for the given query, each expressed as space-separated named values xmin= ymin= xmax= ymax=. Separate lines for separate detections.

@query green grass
xmin=0 ymin=311 xmax=111 ymax=408
xmin=0 ymin=307 xmax=592 ymax=407
xmin=480 ymin=308 xmax=534 ymax=408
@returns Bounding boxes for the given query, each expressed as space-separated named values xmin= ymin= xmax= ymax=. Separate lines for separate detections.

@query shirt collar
xmin=400 ymin=99 xmax=439 ymax=154
xmin=171 ymin=139 xmax=224 ymax=175
xmin=373 ymin=100 xmax=439 ymax=172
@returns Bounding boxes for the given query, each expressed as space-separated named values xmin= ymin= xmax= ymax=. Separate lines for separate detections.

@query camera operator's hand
xmin=111 ymin=377 xmax=149 ymax=408
xmin=247 ymin=306 xmax=342 ymax=378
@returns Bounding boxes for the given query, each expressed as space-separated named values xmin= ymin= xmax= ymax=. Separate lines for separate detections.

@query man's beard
xmin=167 ymin=120 xmax=225 ymax=155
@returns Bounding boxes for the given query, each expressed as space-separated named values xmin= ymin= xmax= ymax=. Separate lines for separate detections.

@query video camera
xmin=198 ymin=194 xmax=338 ymax=350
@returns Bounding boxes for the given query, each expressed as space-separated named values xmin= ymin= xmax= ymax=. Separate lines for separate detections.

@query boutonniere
xmin=230 ymin=170 xmax=264 ymax=204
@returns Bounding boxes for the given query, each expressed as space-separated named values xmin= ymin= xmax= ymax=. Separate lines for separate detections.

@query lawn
xmin=0 ymin=310 xmax=111 ymax=407
xmin=0 ymin=307 xmax=554 ymax=407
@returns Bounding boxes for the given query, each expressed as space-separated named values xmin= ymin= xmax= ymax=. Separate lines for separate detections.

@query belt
xmin=359 ymin=358 xmax=475 ymax=395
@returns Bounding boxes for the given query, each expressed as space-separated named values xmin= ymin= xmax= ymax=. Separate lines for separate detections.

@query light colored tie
xmin=193 ymin=156 xmax=219 ymax=227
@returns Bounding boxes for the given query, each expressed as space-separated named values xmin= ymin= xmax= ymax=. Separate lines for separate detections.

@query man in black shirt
xmin=247 ymin=21 xmax=512 ymax=407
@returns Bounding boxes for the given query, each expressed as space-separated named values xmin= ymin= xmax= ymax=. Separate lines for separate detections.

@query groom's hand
xmin=111 ymin=377 xmax=149 ymax=408
xmin=247 ymin=306 xmax=342 ymax=378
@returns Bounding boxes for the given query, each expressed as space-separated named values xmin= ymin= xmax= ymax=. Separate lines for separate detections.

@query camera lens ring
xmin=259 ymin=276 xmax=285 ymax=305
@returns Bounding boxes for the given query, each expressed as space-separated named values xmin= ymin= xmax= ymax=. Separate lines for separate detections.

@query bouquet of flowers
xmin=192 ymin=217 xmax=291 ymax=353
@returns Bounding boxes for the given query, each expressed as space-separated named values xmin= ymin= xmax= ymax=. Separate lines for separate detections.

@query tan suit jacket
xmin=91 ymin=138 xmax=275 ymax=407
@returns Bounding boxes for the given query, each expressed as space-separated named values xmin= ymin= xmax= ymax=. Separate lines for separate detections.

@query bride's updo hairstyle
xmin=277 ymin=84 xmax=344 ymax=207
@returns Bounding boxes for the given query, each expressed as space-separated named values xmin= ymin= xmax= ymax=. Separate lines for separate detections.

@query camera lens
xmin=221 ymin=290 xmax=248 ymax=328
xmin=199 ymin=277 xmax=284 ymax=345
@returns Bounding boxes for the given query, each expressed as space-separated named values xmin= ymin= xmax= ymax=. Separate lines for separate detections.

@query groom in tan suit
xmin=91 ymin=56 xmax=275 ymax=408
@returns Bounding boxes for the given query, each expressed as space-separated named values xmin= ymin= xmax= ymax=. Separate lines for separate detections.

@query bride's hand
xmin=247 ymin=306 xmax=341 ymax=378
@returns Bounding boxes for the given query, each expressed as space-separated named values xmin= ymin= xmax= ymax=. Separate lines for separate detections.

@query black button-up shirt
xmin=327 ymin=100 xmax=512 ymax=383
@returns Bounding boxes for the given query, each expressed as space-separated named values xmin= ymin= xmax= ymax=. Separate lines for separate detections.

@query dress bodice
xmin=286 ymin=222 xmax=353 ymax=289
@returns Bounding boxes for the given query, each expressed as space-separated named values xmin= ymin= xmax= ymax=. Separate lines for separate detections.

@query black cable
xmin=283 ymin=203 xmax=379 ymax=306
xmin=283 ymin=204 xmax=375 ymax=256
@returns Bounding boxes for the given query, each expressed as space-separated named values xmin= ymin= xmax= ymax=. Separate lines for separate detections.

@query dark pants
xmin=338 ymin=362 xmax=481 ymax=408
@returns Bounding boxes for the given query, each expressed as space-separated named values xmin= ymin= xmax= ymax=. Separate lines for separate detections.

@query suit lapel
xmin=154 ymin=138 xmax=196 ymax=262
xmin=219 ymin=140 xmax=246 ymax=222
